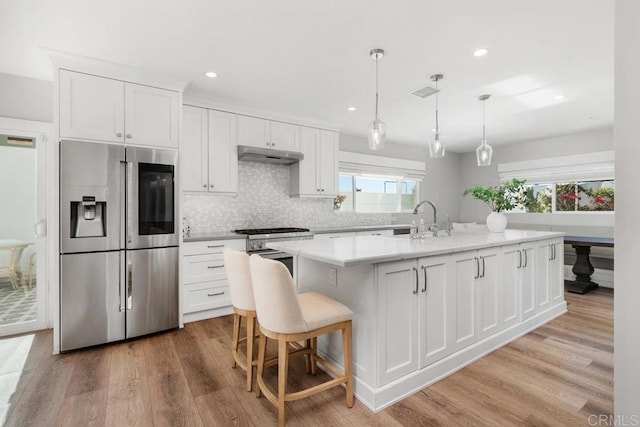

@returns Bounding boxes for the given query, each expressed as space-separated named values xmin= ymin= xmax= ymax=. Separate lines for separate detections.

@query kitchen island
xmin=268 ymin=230 xmax=567 ymax=412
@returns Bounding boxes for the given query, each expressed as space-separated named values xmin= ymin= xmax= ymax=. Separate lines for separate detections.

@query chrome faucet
xmin=413 ymin=200 xmax=438 ymax=236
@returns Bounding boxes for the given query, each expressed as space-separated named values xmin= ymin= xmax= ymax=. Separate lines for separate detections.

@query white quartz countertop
xmin=267 ymin=229 xmax=565 ymax=267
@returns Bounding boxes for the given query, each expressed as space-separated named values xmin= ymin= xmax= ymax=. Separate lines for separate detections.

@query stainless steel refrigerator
xmin=59 ymin=140 xmax=179 ymax=351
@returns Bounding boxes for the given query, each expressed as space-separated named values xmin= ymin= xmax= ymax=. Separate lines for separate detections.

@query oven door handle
xmin=253 ymin=250 xmax=290 ymax=260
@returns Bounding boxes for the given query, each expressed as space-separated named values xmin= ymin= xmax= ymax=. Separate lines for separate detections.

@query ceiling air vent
xmin=411 ymin=85 xmax=438 ymax=98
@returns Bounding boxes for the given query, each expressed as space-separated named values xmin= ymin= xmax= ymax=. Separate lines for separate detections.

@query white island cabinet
xmin=268 ymin=230 xmax=567 ymax=412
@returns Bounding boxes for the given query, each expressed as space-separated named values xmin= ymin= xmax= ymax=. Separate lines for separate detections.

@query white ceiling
xmin=0 ymin=0 xmax=614 ymax=152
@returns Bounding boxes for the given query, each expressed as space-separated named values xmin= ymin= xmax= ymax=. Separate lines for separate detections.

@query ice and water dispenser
xmin=70 ymin=196 xmax=106 ymax=238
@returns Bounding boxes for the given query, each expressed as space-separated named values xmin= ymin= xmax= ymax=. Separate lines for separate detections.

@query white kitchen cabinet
xmin=181 ymin=239 xmax=245 ymax=321
xmin=418 ymin=255 xmax=452 ymax=366
xmin=270 ymin=121 xmax=299 ymax=151
xmin=237 ymin=115 xmax=299 ymax=151
xmin=549 ymin=239 xmax=564 ymax=305
xmin=377 ymin=260 xmax=420 ymax=385
xmin=476 ymin=249 xmax=500 ymax=340
xmin=377 ymin=254 xmax=452 ymax=384
xmin=59 ymin=70 xmax=125 ymax=143
xmin=182 ymin=105 xmax=209 ymax=191
xmin=208 ymin=110 xmax=238 ymax=193
xmin=500 ymin=243 xmax=536 ymax=326
xmin=182 ymin=106 xmax=238 ymax=194
xmin=535 ymin=241 xmax=552 ymax=312
xmin=451 ymin=247 xmax=499 ymax=348
xmin=124 ymin=83 xmax=180 ymax=148
xmin=290 ymin=127 xmax=338 ymax=197
xmin=59 ymin=70 xmax=180 ymax=148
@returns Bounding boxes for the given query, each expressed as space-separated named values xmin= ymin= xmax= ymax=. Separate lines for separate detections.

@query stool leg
xmin=256 ymin=333 xmax=267 ymax=398
xmin=342 ymin=322 xmax=354 ymax=408
xmin=246 ymin=314 xmax=255 ymax=392
xmin=310 ymin=337 xmax=318 ymax=375
xmin=304 ymin=339 xmax=311 ymax=374
xmin=277 ymin=336 xmax=289 ymax=427
xmin=232 ymin=313 xmax=241 ymax=368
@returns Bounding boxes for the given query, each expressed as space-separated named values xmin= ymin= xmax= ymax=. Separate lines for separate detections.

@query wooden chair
xmin=224 ymin=249 xmax=259 ymax=392
xmin=249 ymin=254 xmax=354 ymax=427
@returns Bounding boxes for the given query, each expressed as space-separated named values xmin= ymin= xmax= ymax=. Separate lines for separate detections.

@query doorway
xmin=0 ymin=121 xmax=48 ymax=336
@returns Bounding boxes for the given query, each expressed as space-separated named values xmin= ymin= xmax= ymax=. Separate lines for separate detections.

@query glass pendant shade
xmin=428 ymin=132 xmax=446 ymax=158
xmin=476 ymin=94 xmax=492 ymax=166
xmin=476 ymin=139 xmax=493 ymax=166
xmin=368 ymin=118 xmax=386 ymax=150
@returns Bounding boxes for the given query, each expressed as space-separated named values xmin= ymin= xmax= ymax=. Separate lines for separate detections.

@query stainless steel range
xmin=234 ymin=227 xmax=313 ymax=275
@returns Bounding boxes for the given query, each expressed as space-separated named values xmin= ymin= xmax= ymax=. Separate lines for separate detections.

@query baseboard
xmin=564 ymin=265 xmax=613 ymax=288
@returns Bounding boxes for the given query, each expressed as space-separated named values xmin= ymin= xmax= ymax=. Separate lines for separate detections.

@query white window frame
xmin=338 ymin=172 xmax=420 ymax=213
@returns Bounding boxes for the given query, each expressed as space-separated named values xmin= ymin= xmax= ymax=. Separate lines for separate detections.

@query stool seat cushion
xmin=298 ymin=292 xmax=353 ymax=332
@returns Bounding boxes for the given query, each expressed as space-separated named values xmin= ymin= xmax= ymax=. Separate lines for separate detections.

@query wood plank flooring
xmin=0 ymin=288 xmax=613 ymax=426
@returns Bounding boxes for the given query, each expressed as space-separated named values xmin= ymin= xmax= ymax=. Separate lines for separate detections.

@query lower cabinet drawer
xmin=183 ymin=253 xmax=226 ymax=284
xmin=182 ymin=239 xmax=245 ymax=256
xmin=183 ymin=282 xmax=231 ymax=314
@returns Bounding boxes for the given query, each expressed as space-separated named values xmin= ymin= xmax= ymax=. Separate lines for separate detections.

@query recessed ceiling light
xmin=347 ymin=106 xmax=357 ymax=112
xmin=473 ymin=48 xmax=488 ymax=57
xmin=205 ymin=71 xmax=218 ymax=79
xmin=554 ymin=94 xmax=565 ymax=100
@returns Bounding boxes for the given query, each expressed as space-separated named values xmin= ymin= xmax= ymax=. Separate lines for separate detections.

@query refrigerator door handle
xmin=120 ymin=161 xmax=127 ymax=248
xmin=119 ymin=252 xmax=126 ymax=312
xmin=127 ymin=258 xmax=133 ymax=311
xmin=126 ymin=160 xmax=133 ymax=246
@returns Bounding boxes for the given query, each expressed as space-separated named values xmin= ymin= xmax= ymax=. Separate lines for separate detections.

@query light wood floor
xmin=1 ymin=288 xmax=613 ymax=426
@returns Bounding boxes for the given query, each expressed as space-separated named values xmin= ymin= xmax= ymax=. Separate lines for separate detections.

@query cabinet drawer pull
xmin=116 ymin=132 xmax=123 ymax=137
xmin=474 ymin=257 xmax=480 ymax=279
xmin=207 ymin=244 xmax=225 ymax=248
xmin=126 ymin=133 xmax=132 ymax=139
xmin=371 ymin=233 xmax=381 ymax=236
xmin=207 ymin=291 xmax=225 ymax=297
xmin=207 ymin=265 xmax=223 ymax=269
xmin=413 ymin=267 xmax=419 ymax=294
xmin=421 ymin=265 xmax=427 ymax=293
xmin=523 ymin=249 xmax=528 ymax=267
xmin=517 ymin=250 xmax=522 ymax=268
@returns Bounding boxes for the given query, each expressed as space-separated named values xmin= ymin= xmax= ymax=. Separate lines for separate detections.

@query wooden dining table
xmin=564 ymin=235 xmax=614 ymax=294
xmin=0 ymin=239 xmax=33 ymax=289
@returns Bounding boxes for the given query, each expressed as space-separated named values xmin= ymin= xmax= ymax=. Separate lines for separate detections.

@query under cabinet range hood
xmin=237 ymin=145 xmax=304 ymax=165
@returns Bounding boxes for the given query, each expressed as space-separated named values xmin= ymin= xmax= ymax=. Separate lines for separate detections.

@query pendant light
xmin=368 ymin=48 xmax=386 ymax=151
xmin=428 ymin=74 xmax=445 ymax=158
xmin=476 ymin=94 xmax=493 ymax=167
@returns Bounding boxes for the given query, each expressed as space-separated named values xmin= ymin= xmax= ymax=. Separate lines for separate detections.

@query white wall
xmin=0 ymin=145 xmax=37 ymax=274
xmin=614 ymin=0 xmax=640 ymax=417
xmin=458 ymin=127 xmax=614 ymax=230
xmin=0 ymin=73 xmax=53 ymax=123
xmin=340 ymin=133 xmax=462 ymax=224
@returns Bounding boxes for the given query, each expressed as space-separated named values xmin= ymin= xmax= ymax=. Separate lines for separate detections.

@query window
xmin=337 ymin=174 xmax=419 ymax=213
xmin=521 ymin=179 xmax=614 ymax=213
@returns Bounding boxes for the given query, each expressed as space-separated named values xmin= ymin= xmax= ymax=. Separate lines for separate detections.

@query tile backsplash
xmin=183 ymin=161 xmax=393 ymax=233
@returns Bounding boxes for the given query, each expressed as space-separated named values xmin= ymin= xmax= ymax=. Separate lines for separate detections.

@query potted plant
xmin=463 ymin=178 xmax=526 ymax=232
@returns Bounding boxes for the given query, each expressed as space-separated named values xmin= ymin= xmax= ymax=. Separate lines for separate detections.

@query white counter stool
xmin=249 ymin=254 xmax=354 ymax=427
xmin=224 ymin=249 xmax=259 ymax=392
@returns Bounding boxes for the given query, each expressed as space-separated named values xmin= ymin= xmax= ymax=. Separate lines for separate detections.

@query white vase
xmin=486 ymin=212 xmax=507 ymax=233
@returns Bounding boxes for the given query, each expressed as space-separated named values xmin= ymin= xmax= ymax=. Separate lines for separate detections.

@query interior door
xmin=0 ymin=126 xmax=49 ymax=337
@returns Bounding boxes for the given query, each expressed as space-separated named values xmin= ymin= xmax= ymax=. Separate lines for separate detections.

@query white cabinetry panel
xmin=208 ymin=110 xmax=238 ymax=193
xmin=59 ymin=70 xmax=125 ymax=143
xmin=270 ymin=121 xmax=299 ymax=151
xmin=452 ymin=252 xmax=478 ymax=351
xmin=237 ymin=115 xmax=270 ymax=148
xmin=124 ymin=83 xmax=179 ymax=148
xmin=419 ymin=255 xmax=452 ymax=366
xmin=182 ymin=105 xmax=208 ymax=192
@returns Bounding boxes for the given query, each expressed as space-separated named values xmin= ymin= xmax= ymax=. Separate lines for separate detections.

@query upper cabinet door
xmin=318 ymin=130 xmax=339 ymax=196
xmin=237 ymin=115 xmax=270 ymax=149
xmin=124 ymin=83 xmax=179 ymax=148
xmin=296 ymin=126 xmax=320 ymax=195
xmin=270 ymin=121 xmax=299 ymax=151
xmin=208 ymin=110 xmax=238 ymax=194
xmin=59 ymin=70 xmax=125 ymax=143
xmin=182 ymin=106 xmax=209 ymax=192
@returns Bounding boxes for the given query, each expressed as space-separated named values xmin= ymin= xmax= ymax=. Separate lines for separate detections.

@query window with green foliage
xmin=521 ymin=180 xmax=614 ymax=213
xmin=336 ymin=174 xmax=419 ymax=213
